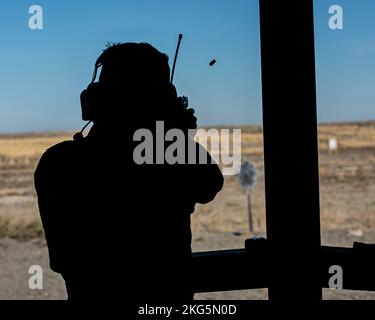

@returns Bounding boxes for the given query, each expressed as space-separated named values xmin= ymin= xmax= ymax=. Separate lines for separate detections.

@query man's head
xmin=97 ymin=42 xmax=170 ymax=90
xmin=80 ymin=42 xmax=176 ymax=123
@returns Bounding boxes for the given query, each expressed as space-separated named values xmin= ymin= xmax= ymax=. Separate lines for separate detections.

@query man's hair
xmin=96 ymin=42 xmax=171 ymax=89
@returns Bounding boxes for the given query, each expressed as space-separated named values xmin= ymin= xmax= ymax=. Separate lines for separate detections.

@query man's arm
xmin=182 ymin=140 xmax=224 ymax=204
xmin=34 ymin=142 xmax=75 ymax=274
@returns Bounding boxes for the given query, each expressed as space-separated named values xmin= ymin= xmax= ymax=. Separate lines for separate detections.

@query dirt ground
xmin=2 ymin=229 xmax=375 ymax=300
xmin=1 ymin=122 xmax=375 ymax=300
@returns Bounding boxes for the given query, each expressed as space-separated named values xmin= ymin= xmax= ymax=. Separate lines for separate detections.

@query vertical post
xmin=247 ymin=188 xmax=253 ymax=233
xmin=259 ymin=0 xmax=322 ymax=300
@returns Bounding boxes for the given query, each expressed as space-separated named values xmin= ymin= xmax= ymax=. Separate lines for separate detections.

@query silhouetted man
xmin=34 ymin=42 xmax=223 ymax=301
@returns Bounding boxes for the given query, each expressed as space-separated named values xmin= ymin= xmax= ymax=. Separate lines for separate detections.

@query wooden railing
xmin=192 ymin=239 xmax=375 ymax=293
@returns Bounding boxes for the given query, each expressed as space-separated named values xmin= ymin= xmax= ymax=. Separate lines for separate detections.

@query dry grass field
xmin=1 ymin=122 xmax=375 ymax=299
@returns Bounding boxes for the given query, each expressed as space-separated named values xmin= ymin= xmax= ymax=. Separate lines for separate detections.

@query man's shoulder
xmin=41 ymin=140 xmax=77 ymax=162
xmin=35 ymin=140 xmax=78 ymax=179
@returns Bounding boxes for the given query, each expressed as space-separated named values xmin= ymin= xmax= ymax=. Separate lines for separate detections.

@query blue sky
xmin=0 ymin=0 xmax=374 ymax=133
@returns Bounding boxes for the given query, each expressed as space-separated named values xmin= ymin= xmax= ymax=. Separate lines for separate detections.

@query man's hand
xmin=179 ymin=108 xmax=197 ymax=130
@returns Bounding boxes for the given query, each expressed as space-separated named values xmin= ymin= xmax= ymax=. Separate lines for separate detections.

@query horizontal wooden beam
xmin=192 ymin=242 xmax=375 ymax=293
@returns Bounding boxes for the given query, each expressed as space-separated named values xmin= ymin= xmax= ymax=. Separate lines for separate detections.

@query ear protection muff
xmin=73 ymin=59 xmax=103 ymax=141
xmin=77 ymin=49 xmax=188 ymax=132
xmin=80 ymin=59 xmax=103 ymax=121
xmin=80 ymin=82 xmax=104 ymax=121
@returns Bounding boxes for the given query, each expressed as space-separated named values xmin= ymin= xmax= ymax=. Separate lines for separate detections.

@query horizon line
xmin=1 ymin=119 xmax=375 ymax=137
